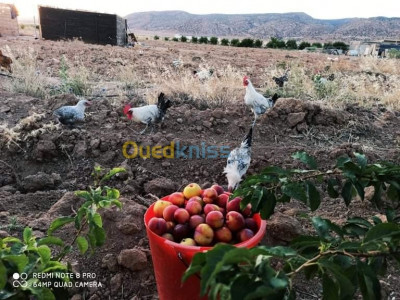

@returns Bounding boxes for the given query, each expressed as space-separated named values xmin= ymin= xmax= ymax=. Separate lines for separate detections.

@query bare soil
xmin=0 ymin=37 xmax=399 ymax=300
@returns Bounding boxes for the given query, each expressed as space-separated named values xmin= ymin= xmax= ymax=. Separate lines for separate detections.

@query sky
xmin=14 ymin=0 xmax=400 ymax=22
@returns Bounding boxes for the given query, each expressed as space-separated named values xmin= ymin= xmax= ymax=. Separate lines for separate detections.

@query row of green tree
xmin=154 ymin=35 xmax=349 ymax=51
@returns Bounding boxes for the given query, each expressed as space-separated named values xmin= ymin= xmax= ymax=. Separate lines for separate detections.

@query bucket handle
xmin=177 ymin=252 xmax=201 ymax=279
xmin=164 ymin=240 xmax=202 ymax=279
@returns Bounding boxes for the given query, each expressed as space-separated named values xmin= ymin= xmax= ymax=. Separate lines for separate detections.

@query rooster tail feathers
xmin=271 ymin=93 xmax=279 ymax=104
xmin=243 ymin=126 xmax=253 ymax=147
xmin=157 ymin=92 xmax=171 ymax=115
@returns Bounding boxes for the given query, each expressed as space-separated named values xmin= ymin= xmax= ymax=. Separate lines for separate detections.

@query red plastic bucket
xmin=144 ymin=194 xmax=267 ymax=300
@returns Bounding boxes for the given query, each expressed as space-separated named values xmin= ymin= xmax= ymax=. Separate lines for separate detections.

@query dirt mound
xmin=1 ymin=90 xmax=399 ymax=298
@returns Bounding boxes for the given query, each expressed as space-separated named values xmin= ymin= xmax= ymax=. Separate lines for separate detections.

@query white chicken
xmin=224 ymin=126 xmax=253 ymax=192
xmin=123 ymin=92 xmax=171 ymax=134
xmin=53 ymin=99 xmax=91 ymax=128
xmin=243 ymin=76 xmax=279 ymax=125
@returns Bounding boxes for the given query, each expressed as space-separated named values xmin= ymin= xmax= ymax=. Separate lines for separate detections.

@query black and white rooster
xmin=272 ymin=68 xmax=290 ymax=88
xmin=224 ymin=126 xmax=253 ymax=192
xmin=53 ymin=99 xmax=91 ymax=128
xmin=123 ymin=92 xmax=171 ymax=134
xmin=243 ymin=76 xmax=279 ymax=125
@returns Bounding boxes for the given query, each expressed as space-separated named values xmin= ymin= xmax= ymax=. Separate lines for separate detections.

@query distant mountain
xmin=126 ymin=11 xmax=400 ymax=41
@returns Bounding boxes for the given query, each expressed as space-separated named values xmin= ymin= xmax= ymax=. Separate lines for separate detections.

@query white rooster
xmin=123 ymin=92 xmax=171 ymax=134
xmin=243 ymin=76 xmax=279 ymax=125
xmin=53 ymin=99 xmax=91 ymax=128
xmin=224 ymin=126 xmax=253 ymax=192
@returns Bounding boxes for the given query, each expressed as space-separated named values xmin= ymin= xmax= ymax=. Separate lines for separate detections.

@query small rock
xmin=287 ymin=112 xmax=306 ymax=127
xmin=202 ymin=121 xmax=212 ymax=129
xmin=0 ymin=106 xmax=11 ymax=113
xmin=70 ymin=295 xmax=82 ymax=300
xmin=73 ymin=141 xmax=87 ymax=157
xmin=176 ymin=118 xmax=183 ymax=124
xmin=0 ymin=230 xmax=9 ymax=238
xmin=161 ymin=161 xmax=171 ymax=167
xmin=47 ymin=192 xmax=83 ymax=216
xmin=117 ymin=248 xmax=148 ymax=271
xmin=88 ymin=293 xmax=100 ymax=300
xmin=21 ymin=172 xmax=60 ymax=192
xmin=90 ymin=139 xmax=101 ymax=149
xmin=101 ymin=254 xmax=119 ymax=272
xmin=264 ymin=213 xmax=304 ymax=245
xmin=34 ymin=140 xmax=57 ymax=160
xmin=143 ymin=178 xmax=177 ymax=197
xmin=110 ymin=273 xmax=123 ymax=294
xmin=116 ymin=217 xmax=141 ymax=235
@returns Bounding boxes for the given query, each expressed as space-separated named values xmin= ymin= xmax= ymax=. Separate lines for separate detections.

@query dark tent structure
xmin=38 ymin=6 xmax=127 ymax=46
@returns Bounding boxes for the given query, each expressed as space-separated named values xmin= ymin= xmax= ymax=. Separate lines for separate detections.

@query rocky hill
xmin=126 ymin=11 xmax=400 ymax=41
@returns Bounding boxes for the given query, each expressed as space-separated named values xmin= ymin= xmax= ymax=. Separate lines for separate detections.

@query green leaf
xmin=387 ymin=184 xmax=399 ymax=203
xmin=370 ymin=184 xmax=383 ymax=208
xmin=292 ymin=151 xmax=318 ymax=169
xmin=353 ymin=181 xmax=365 ymax=201
xmin=327 ymin=179 xmax=339 ymax=198
xmin=100 ymin=167 xmax=126 ymax=183
xmin=282 ymin=182 xmax=307 ymax=203
xmin=319 ymin=259 xmax=355 ymax=299
xmin=364 ymin=223 xmax=400 ymax=243
xmin=76 ymin=236 xmax=89 ymax=254
xmin=356 ymin=260 xmax=381 ymax=300
xmin=111 ymin=199 xmax=123 ymax=209
xmin=3 ymin=254 xmax=29 ymax=273
xmin=47 ymin=217 xmax=74 ymax=236
xmin=259 ymin=191 xmax=276 ymax=219
xmin=23 ymin=227 xmax=32 ymax=244
xmin=306 ymin=181 xmax=321 ymax=211
xmin=182 ymin=251 xmax=207 ymax=282
xmin=322 ymin=273 xmax=339 ymax=300
xmin=106 ymin=188 xmax=120 ymax=200
xmin=37 ymin=236 xmax=64 ymax=247
xmin=0 ymin=261 xmax=6 ymax=289
xmin=311 ymin=217 xmax=343 ymax=241
xmin=354 ymin=152 xmax=367 ymax=169
xmin=92 ymin=226 xmax=106 ymax=247
xmin=37 ymin=245 xmax=51 ymax=265
xmin=74 ymin=190 xmax=92 ymax=201
xmin=341 ymin=180 xmax=353 ymax=206
xmin=91 ymin=213 xmax=103 ymax=228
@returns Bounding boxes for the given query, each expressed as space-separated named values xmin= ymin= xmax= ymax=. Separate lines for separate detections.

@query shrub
xmin=230 ymin=39 xmax=240 ymax=47
xmin=312 ymin=42 xmax=323 ymax=48
xmin=388 ymin=48 xmax=400 ymax=59
xmin=286 ymin=39 xmax=298 ymax=49
xmin=210 ymin=36 xmax=218 ymax=45
xmin=180 ymin=36 xmax=187 ymax=42
xmin=172 ymin=37 xmax=179 ymax=42
xmin=191 ymin=36 xmax=198 ymax=43
xmin=154 ymin=35 xmax=160 ymax=40
xmin=266 ymin=37 xmax=285 ymax=49
xmin=332 ymin=41 xmax=349 ymax=51
xmin=298 ymin=41 xmax=311 ymax=50
xmin=185 ymin=152 xmax=400 ymax=300
xmin=199 ymin=36 xmax=208 ymax=44
xmin=254 ymin=39 xmax=263 ymax=48
xmin=164 ymin=37 xmax=169 ymax=41
xmin=239 ymin=38 xmax=254 ymax=48
xmin=220 ymin=38 xmax=229 ymax=46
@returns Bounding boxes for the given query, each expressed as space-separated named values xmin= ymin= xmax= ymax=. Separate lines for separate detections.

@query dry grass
xmin=0 ymin=124 xmax=21 ymax=148
xmin=0 ymin=113 xmax=59 ymax=148
xmin=2 ymin=40 xmax=400 ymax=110
xmin=3 ymin=47 xmax=49 ymax=98
xmin=148 ymin=63 xmax=243 ymax=108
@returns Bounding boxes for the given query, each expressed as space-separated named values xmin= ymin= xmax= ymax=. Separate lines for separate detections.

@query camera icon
xmin=12 ymin=273 xmax=28 ymax=288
